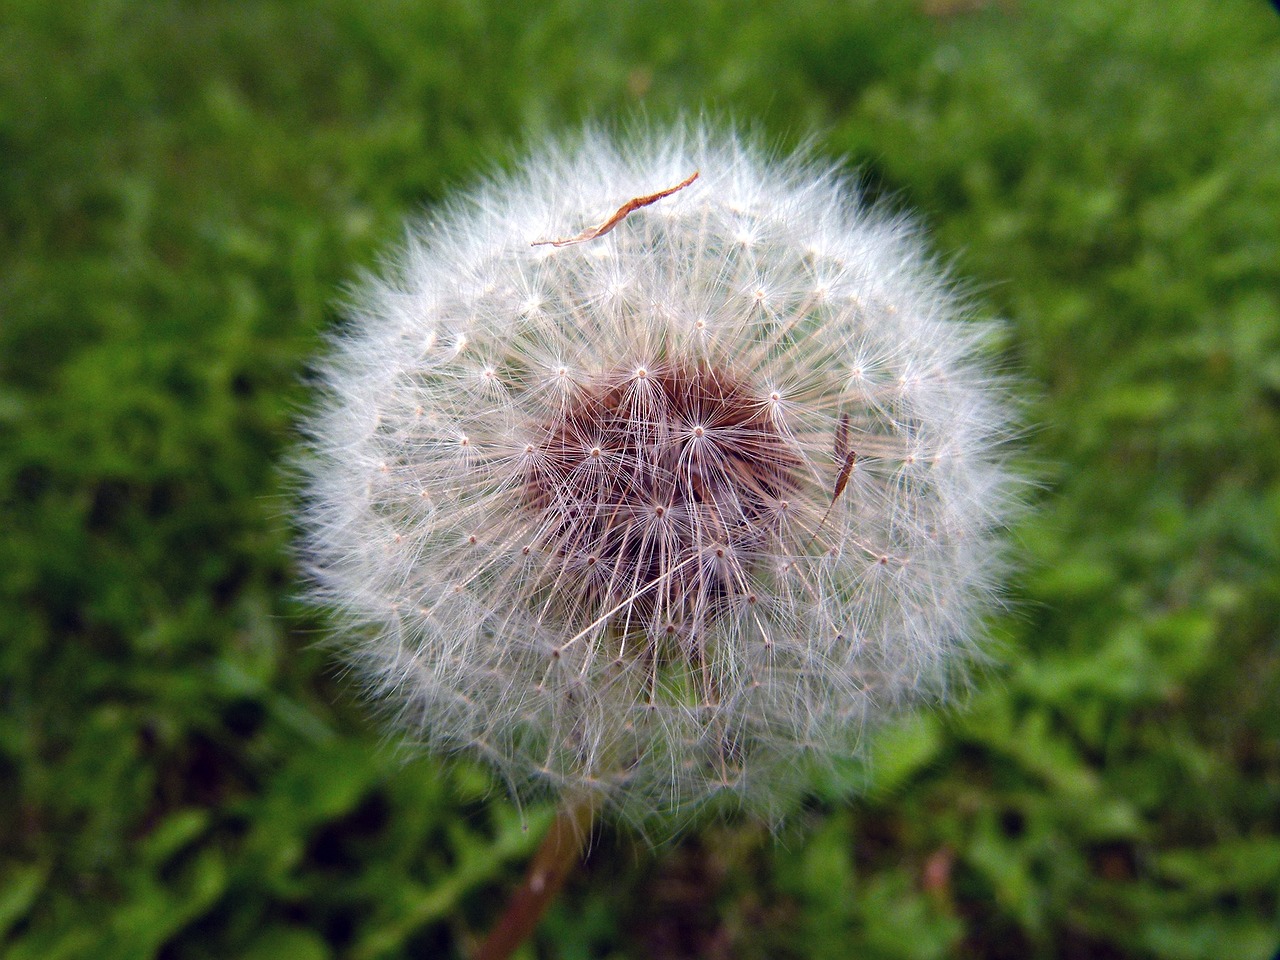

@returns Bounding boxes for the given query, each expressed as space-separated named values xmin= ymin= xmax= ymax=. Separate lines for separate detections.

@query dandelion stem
xmin=474 ymin=796 xmax=596 ymax=960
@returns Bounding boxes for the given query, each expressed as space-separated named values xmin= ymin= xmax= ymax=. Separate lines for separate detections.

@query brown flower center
xmin=523 ymin=360 xmax=800 ymax=634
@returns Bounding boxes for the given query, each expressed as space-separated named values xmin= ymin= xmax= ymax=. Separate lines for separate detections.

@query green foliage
xmin=2 ymin=0 xmax=1278 ymax=956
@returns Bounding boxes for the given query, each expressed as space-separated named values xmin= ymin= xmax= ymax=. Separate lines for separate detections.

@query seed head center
xmin=523 ymin=360 xmax=800 ymax=634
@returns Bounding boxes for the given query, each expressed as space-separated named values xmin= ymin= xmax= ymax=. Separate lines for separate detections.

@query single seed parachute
xmin=299 ymin=124 xmax=1018 ymax=825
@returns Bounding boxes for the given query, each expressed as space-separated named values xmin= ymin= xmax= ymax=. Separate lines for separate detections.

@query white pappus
xmin=299 ymin=123 xmax=1018 ymax=827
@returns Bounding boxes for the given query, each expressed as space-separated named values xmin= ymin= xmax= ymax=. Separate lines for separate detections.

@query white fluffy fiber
xmin=300 ymin=123 xmax=1017 ymax=825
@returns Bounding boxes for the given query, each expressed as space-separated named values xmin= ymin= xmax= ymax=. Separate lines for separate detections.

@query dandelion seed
xmin=299 ymin=123 xmax=1018 ymax=828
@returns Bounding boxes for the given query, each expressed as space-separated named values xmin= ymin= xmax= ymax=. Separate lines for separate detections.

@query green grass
xmin=2 ymin=0 xmax=1279 ymax=957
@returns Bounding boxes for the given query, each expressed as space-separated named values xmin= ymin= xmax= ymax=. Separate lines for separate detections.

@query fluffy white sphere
xmin=300 ymin=125 xmax=1016 ymax=824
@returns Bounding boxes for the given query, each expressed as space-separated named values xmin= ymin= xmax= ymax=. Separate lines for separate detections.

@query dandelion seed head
xmin=300 ymin=124 xmax=1018 ymax=826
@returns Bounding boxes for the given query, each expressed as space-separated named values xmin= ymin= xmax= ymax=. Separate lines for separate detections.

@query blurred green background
xmin=3 ymin=0 xmax=1279 ymax=957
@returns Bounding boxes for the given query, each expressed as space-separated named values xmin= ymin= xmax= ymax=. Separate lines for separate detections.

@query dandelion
xmin=299 ymin=124 xmax=1015 ymax=940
